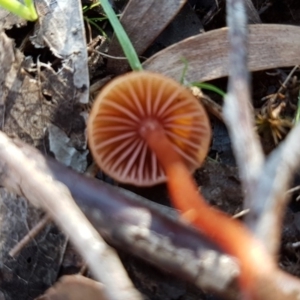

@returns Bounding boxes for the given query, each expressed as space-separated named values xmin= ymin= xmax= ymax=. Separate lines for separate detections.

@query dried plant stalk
xmin=223 ymin=0 xmax=300 ymax=298
xmin=223 ymin=0 xmax=264 ymax=211
xmin=0 ymin=131 xmax=142 ymax=300
xmin=252 ymin=123 xmax=300 ymax=254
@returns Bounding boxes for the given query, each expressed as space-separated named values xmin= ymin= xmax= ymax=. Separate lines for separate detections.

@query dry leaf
xmin=107 ymin=0 xmax=187 ymax=73
xmin=36 ymin=275 xmax=105 ymax=300
xmin=144 ymin=24 xmax=300 ymax=83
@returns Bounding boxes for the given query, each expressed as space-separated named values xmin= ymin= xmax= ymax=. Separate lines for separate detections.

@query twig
xmin=9 ymin=214 xmax=51 ymax=257
xmin=224 ymin=0 xmax=300 ymax=258
xmin=262 ymin=65 xmax=299 ymax=104
xmin=0 ymin=131 xmax=242 ymax=298
xmin=287 ymin=241 xmax=300 ymax=249
xmin=277 ymin=65 xmax=299 ymax=96
xmin=222 ymin=25 xmax=300 ymax=255
xmin=244 ymin=0 xmax=261 ymax=24
xmin=222 ymin=0 xmax=300 ymax=298
xmin=46 ymin=156 xmax=240 ymax=298
xmin=190 ymin=86 xmax=224 ymax=121
xmin=90 ymin=49 xmax=129 ymax=60
xmin=286 ymin=185 xmax=300 ymax=195
xmin=0 ymin=131 xmax=142 ymax=300
xmin=232 ymin=209 xmax=250 ymax=219
xmin=251 ymin=123 xmax=300 ymax=254
xmin=223 ymin=0 xmax=264 ymax=210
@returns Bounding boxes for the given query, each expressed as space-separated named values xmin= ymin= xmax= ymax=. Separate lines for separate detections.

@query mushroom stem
xmin=141 ymin=122 xmax=275 ymax=294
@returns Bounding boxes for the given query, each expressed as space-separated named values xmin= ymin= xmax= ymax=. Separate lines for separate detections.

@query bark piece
xmin=32 ymin=0 xmax=89 ymax=104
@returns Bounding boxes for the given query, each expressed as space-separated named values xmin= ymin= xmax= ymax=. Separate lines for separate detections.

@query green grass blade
xmin=99 ymin=0 xmax=142 ymax=71
xmin=24 ymin=0 xmax=38 ymax=20
xmin=294 ymin=90 xmax=300 ymax=124
xmin=180 ymin=59 xmax=225 ymax=96
xmin=84 ymin=16 xmax=107 ymax=37
xmin=191 ymin=82 xmax=226 ymax=98
xmin=180 ymin=58 xmax=189 ymax=84
xmin=0 ymin=0 xmax=37 ymax=21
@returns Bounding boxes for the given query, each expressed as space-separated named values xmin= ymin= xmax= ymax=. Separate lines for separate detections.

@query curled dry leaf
xmin=144 ymin=24 xmax=300 ymax=83
xmin=36 ymin=275 xmax=105 ymax=300
xmin=107 ymin=0 xmax=187 ymax=73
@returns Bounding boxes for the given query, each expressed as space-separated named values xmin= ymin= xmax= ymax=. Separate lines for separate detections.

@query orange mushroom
xmin=88 ymin=71 xmax=210 ymax=186
xmin=88 ymin=71 xmax=275 ymax=296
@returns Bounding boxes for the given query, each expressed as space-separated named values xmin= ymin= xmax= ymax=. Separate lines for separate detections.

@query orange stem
xmin=142 ymin=125 xmax=275 ymax=295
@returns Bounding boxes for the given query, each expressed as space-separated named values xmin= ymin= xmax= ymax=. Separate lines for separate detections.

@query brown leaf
xmin=107 ymin=0 xmax=187 ymax=73
xmin=144 ymin=24 xmax=300 ymax=83
xmin=36 ymin=275 xmax=106 ymax=300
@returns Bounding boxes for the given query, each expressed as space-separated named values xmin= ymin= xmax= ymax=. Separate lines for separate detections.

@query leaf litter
xmin=1 ymin=0 xmax=300 ymax=299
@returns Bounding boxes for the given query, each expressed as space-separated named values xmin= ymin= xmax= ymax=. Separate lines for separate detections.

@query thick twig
xmin=223 ymin=0 xmax=264 ymax=210
xmin=252 ymin=122 xmax=300 ymax=254
xmin=46 ymin=155 xmax=240 ymax=298
xmin=0 ymin=131 xmax=242 ymax=298
xmin=9 ymin=214 xmax=52 ymax=257
xmin=224 ymin=0 xmax=300 ymax=257
xmin=222 ymin=0 xmax=300 ymax=299
xmin=0 ymin=131 xmax=142 ymax=300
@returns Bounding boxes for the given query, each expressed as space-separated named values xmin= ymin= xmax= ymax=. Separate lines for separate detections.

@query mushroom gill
xmin=88 ymin=71 xmax=211 ymax=186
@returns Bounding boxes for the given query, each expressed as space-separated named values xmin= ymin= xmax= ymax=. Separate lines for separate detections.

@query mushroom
xmin=88 ymin=71 xmax=211 ymax=186
xmin=88 ymin=71 xmax=274 ymax=296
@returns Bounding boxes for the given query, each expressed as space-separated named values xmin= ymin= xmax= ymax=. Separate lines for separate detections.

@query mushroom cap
xmin=88 ymin=71 xmax=211 ymax=186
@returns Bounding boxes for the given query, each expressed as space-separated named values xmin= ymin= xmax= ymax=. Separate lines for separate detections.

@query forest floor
xmin=0 ymin=0 xmax=300 ymax=299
